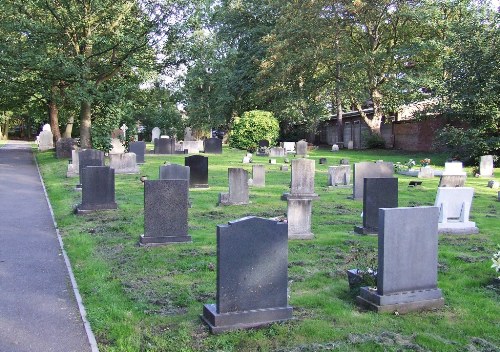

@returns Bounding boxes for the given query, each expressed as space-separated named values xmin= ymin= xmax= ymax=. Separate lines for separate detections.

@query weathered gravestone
xmin=42 ymin=123 xmax=51 ymax=131
xmin=250 ymin=164 xmax=265 ymax=187
xmin=256 ymin=140 xmax=270 ymax=156
xmin=434 ymin=187 xmax=478 ymax=234
xmin=159 ymin=164 xmax=190 ymax=182
xmin=201 ymin=217 xmax=292 ymax=333
xmin=55 ymin=138 xmax=75 ymax=158
xmin=479 ymin=155 xmax=494 ymax=177
xmin=109 ymin=153 xmax=139 ymax=174
xmin=295 ymin=140 xmax=308 ymax=157
xmin=139 ymin=180 xmax=191 ymax=245
xmin=281 ymin=142 xmax=296 ymax=154
xmin=438 ymin=175 xmax=466 ymax=187
xmin=418 ymin=166 xmax=435 ymax=178
xmin=269 ymin=147 xmax=285 ymax=157
xmin=154 ymin=138 xmax=176 ymax=154
xmin=184 ymin=127 xmax=194 ymax=141
xmin=355 ymin=178 xmax=398 ymax=235
xmin=331 ymin=144 xmax=339 ymax=152
xmin=151 ymin=127 xmax=161 ymax=142
xmin=66 ymin=149 xmax=80 ymax=177
xmin=185 ymin=155 xmax=208 ymax=188
xmin=204 ymin=138 xmax=223 ymax=154
xmin=328 ymin=165 xmax=351 ymax=187
xmin=76 ymin=166 xmax=117 ymax=214
xmin=488 ymin=180 xmax=499 ymax=189
xmin=353 ymin=162 xmax=394 ymax=200
xmin=219 ymin=168 xmax=249 ymax=205
xmin=356 ymin=206 xmax=445 ymax=313
xmin=38 ymin=130 xmax=54 ymax=151
xmin=129 ymin=141 xmax=146 ymax=163
xmin=319 ymin=158 xmax=327 ymax=165
xmin=347 ymin=141 xmax=354 ymax=150
xmin=280 ymin=165 xmax=289 ymax=172
xmin=183 ymin=140 xmax=203 ymax=154
xmin=282 ymin=159 xmax=319 ymax=239
xmin=109 ymin=128 xmax=125 ymax=154
xmin=78 ymin=149 xmax=105 ymax=187
xmin=340 ymin=159 xmax=349 ymax=165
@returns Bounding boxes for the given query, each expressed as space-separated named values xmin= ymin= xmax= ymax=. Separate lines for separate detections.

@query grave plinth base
xmin=354 ymin=225 xmax=377 ymax=235
xmin=328 ymin=184 xmax=351 ymax=189
xmin=218 ymin=193 xmax=249 ymax=206
xmin=201 ymin=303 xmax=293 ymax=334
xmin=75 ymin=202 xmax=117 ymax=214
xmin=191 ymin=184 xmax=209 ymax=189
xmin=139 ymin=234 xmax=192 ymax=246
xmin=356 ymin=287 xmax=444 ymax=314
xmin=438 ymin=222 xmax=479 ymax=234
xmin=287 ymin=195 xmax=318 ymax=240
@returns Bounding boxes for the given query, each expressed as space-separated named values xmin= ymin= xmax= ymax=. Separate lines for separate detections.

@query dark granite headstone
xmin=201 ymin=217 xmax=292 ymax=333
xmin=319 ymin=158 xmax=327 ymax=165
xmin=129 ymin=141 xmax=146 ymax=163
xmin=204 ymin=138 xmax=222 ymax=154
xmin=154 ymin=138 xmax=176 ymax=154
xmin=139 ymin=180 xmax=191 ymax=245
xmin=159 ymin=164 xmax=190 ymax=181
xmin=258 ymin=140 xmax=270 ymax=148
xmin=357 ymin=206 xmax=444 ymax=313
xmin=78 ymin=149 xmax=105 ymax=187
xmin=185 ymin=155 xmax=209 ymax=188
xmin=353 ymin=162 xmax=393 ymax=200
xmin=355 ymin=178 xmax=398 ymax=234
xmin=55 ymin=138 xmax=75 ymax=158
xmin=76 ymin=166 xmax=117 ymax=214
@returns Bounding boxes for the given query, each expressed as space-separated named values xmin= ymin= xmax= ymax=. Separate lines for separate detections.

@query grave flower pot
xmin=347 ymin=268 xmax=377 ymax=291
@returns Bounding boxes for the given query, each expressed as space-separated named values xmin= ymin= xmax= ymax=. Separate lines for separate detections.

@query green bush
xmin=365 ymin=132 xmax=386 ymax=149
xmin=229 ymin=110 xmax=280 ymax=152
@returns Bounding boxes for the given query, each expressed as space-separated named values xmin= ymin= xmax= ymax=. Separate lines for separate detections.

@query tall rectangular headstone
xmin=66 ymin=149 xmax=80 ymax=177
xmin=479 ymin=155 xmax=494 ymax=177
xmin=185 ymin=155 xmax=209 ymax=188
xmin=356 ymin=206 xmax=444 ymax=313
xmin=76 ymin=166 xmax=117 ymax=214
xmin=204 ymin=138 xmax=222 ymax=154
xmin=55 ymin=138 xmax=75 ymax=158
xmin=154 ymin=138 xmax=175 ymax=154
xmin=151 ymin=127 xmax=161 ymax=142
xmin=78 ymin=149 xmax=105 ymax=187
xmin=251 ymin=164 xmax=265 ymax=187
xmin=328 ymin=165 xmax=350 ymax=187
xmin=140 ymin=180 xmax=191 ymax=245
xmin=109 ymin=153 xmax=139 ymax=174
xmin=434 ymin=187 xmax=478 ymax=234
xmin=201 ymin=217 xmax=292 ymax=333
xmin=159 ymin=164 xmax=190 ymax=182
xmin=290 ymin=159 xmax=316 ymax=196
xmin=38 ymin=130 xmax=54 ymax=151
xmin=218 ymin=168 xmax=249 ymax=205
xmin=355 ymin=178 xmax=398 ymax=234
xmin=129 ymin=141 xmax=146 ymax=163
xmin=353 ymin=162 xmax=394 ymax=200
xmin=295 ymin=140 xmax=308 ymax=157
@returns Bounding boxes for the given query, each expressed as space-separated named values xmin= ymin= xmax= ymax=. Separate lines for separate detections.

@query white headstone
xmin=109 ymin=138 xmax=125 ymax=154
xmin=479 ymin=155 xmax=494 ymax=177
xmin=151 ymin=127 xmax=161 ymax=142
xmin=281 ymin=142 xmax=296 ymax=153
xmin=38 ymin=130 xmax=54 ymax=151
xmin=347 ymin=141 xmax=354 ymax=150
xmin=331 ymin=144 xmax=339 ymax=152
xmin=109 ymin=152 xmax=139 ymax=174
xmin=434 ymin=187 xmax=478 ymax=234
xmin=443 ymin=162 xmax=466 ymax=176
xmin=42 ymin=123 xmax=51 ymax=132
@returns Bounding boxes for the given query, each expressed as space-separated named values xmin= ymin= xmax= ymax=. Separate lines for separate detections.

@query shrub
xmin=229 ymin=110 xmax=280 ymax=152
xmin=365 ymin=133 xmax=385 ymax=149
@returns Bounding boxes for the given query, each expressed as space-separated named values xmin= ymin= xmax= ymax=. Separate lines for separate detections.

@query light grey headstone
xmin=218 ymin=168 xmax=249 ymax=205
xmin=434 ymin=187 xmax=478 ymax=234
xmin=328 ymin=165 xmax=351 ymax=187
xmin=109 ymin=153 xmax=139 ymax=174
xmin=42 ymin=123 xmax=51 ymax=132
xmin=438 ymin=175 xmax=466 ymax=187
xmin=418 ymin=166 xmax=434 ymax=178
xmin=269 ymin=159 xmax=277 ymax=164
xmin=443 ymin=161 xmax=465 ymax=176
xmin=151 ymin=127 xmax=161 ymax=142
xmin=295 ymin=140 xmax=308 ymax=157
xmin=184 ymin=127 xmax=194 ymax=141
xmin=140 ymin=179 xmax=191 ymax=245
xmin=269 ymin=147 xmax=285 ymax=157
xmin=66 ymin=149 xmax=80 ymax=177
xmin=183 ymin=140 xmax=202 ymax=154
xmin=331 ymin=144 xmax=339 ymax=152
xmin=76 ymin=166 xmax=117 ymax=214
xmin=347 ymin=141 xmax=354 ymax=149
xmin=109 ymin=138 xmax=125 ymax=154
xmin=287 ymin=198 xmax=314 ymax=239
xmin=280 ymin=165 xmax=289 ymax=172
xmin=290 ymin=159 xmax=316 ymax=196
xmin=159 ymin=164 xmax=190 ymax=182
xmin=480 ymin=155 xmax=494 ymax=177
xmin=356 ymin=206 xmax=444 ymax=313
xmin=242 ymin=156 xmax=251 ymax=164
xmin=251 ymin=164 xmax=265 ymax=187
xmin=201 ymin=217 xmax=292 ymax=333
xmin=353 ymin=162 xmax=394 ymax=200
xmin=38 ymin=130 xmax=54 ymax=151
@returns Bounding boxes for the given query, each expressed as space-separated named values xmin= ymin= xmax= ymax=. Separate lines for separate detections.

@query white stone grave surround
xmin=434 ymin=187 xmax=478 ymax=234
xmin=443 ymin=161 xmax=466 ymax=176
xmin=280 ymin=142 xmax=296 ymax=153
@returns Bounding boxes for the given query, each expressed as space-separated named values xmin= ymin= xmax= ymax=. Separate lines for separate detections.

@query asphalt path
xmin=0 ymin=141 xmax=92 ymax=352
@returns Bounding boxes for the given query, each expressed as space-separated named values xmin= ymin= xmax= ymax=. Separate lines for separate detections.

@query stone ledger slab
xmin=201 ymin=217 xmax=292 ymax=333
xmin=76 ymin=166 xmax=117 ymax=214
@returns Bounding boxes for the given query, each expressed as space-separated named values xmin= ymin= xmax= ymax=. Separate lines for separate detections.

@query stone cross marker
xmin=78 ymin=149 xmax=105 ymax=187
xmin=109 ymin=153 xmax=139 ymax=174
xmin=328 ymin=165 xmax=350 ymax=187
xmin=129 ymin=141 xmax=146 ymax=164
xmin=159 ymin=164 xmax=190 ymax=182
xmin=76 ymin=166 xmax=117 ymax=214
xmin=151 ymin=127 xmax=161 ymax=142
xmin=204 ymin=138 xmax=223 ymax=154
xmin=434 ymin=187 xmax=478 ymax=234
xmin=356 ymin=206 xmax=444 ymax=313
xmin=185 ymin=155 xmax=209 ymax=188
xmin=201 ymin=216 xmax=292 ymax=333
xmin=355 ymin=178 xmax=398 ymax=234
xmin=139 ymin=180 xmax=191 ymax=245
xmin=120 ymin=124 xmax=128 ymax=136
xmin=218 ymin=168 xmax=249 ymax=205
xmin=295 ymin=140 xmax=308 ymax=157
xmin=251 ymin=164 xmax=265 ymax=187
xmin=353 ymin=162 xmax=394 ymax=200
xmin=479 ymin=155 xmax=494 ymax=177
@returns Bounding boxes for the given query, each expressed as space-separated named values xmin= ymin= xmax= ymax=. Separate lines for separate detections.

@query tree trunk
xmin=48 ymin=84 xmax=62 ymax=142
xmin=370 ymin=88 xmax=383 ymax=136
xmin=335 ymin=62 xmax=344 ymax=145
xmin=63 ymin=115 xmax=74 ymax=138
xmin=79 ymin=100 xmax=92 ymax=148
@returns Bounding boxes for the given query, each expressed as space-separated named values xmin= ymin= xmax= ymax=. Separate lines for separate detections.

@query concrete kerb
xmin=34 ymin=152 xmax=100 ymax=352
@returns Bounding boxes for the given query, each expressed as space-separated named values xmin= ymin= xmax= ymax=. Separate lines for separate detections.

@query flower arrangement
xmin=346 ymin=243 xmax=377 ymax=290
xmin=405 ymin=159 xmax=416 ymax=170
xmin=492 ymin=245 xmax=500 ymax=279
xmin=420 ymin=158 xmax=431 ymax=167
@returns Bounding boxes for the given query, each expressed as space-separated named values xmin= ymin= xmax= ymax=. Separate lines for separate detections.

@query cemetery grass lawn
xmin=36 ymin=147 xmax=500 ymax=352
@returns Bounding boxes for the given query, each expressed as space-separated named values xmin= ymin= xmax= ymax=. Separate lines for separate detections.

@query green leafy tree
xmin=228 ymin=110 xmax=279 ymax=152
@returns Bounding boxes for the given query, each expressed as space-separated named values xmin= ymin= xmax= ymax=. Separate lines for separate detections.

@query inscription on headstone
xmin=328 ymin=165 xmax=350 ymax=187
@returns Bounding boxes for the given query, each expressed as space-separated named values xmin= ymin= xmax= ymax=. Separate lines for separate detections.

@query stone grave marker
xmin=56 ymin=138 xmax=75 ymax=158
xmin=38 ymin=130 xmax=54 ymax=151
xmin=151 ymin=127 xmax=161 ymax=142
xmin=250 ymin=164 xmax=265 ymax=187
xmin=331 ymin=144 xmax=339 ymax=152
xmin=109 ymin=153 xmax=139 ymax=174
xmin=340 ymin=159 xmax=349 ymax=165
xmin=184 ymin=127 xmax=194 ymax=141
xmin=139 ymin=180 xmax=191 ymax=245
xmin=295 ymin=140 xmax=308 ymax=157
xmin=353 ymin=162 xmax=394 ymax=200
xmin=443 ymin=161 xmax=466 ymax=176
xmin=434 ymin=187 xmax=478 ymax=234
xmin=280 ymin=165 xmax=289 ymax=172
xmin=159 ymin=164 xmax=190 ymax=182
xmin=488 ymin=180 xmax=499 ymax=189
xmin=355 ymin=178 xmax=398 ymax=234
xmin=269 ymin=147 xmax=285 ymax=157
xmin=438 ymin=175 xmax=466 ymax=187
xmin=78 ymin=149 xmax=105 ymax=187
xmin=218 ymin=168 xmax=249 ymax=205
xmin=480 ymin=155 xmax=494 ymax=177
xmin=347 ymin=141 xmax=354 ymax=149
xmin=418 ymin=166 xmax=434 ymax=178
xmin=154 ymin=138 xmax=176 ymax=154
xmin=258 ymin=140 xmax=270 ymax=148
xmin=42 ymin=123 xmax=51 ymax=132
xmin=204 ymin=138 xmax=222 ymax=154
xmin=185 ymin=155 xmax=208 ymax=188
xmin=66 ymin=149 xmax=80 ymax=177
xmin=76 ymin=166 xmax=117 ymax=214
xmin=328 ymin=165 xmax=351 ymax=187
xmin=183 ymin=140 xmax=202 ymax=154
xmin=319 ymin=158 xmax=327 ymax=165
xmin=356 ymin=206 xmax=444 ymax=313
xmin=129 ymin=141 xmax=146 ymax=163
xmin=109 ymin=128 xmax=125 ymax=154
xmin=269 ymin=159 xmax=277 ymax=164
xmin=281 ymin=142 xmax=296 ymax=154
xmin=201 ymin=217 xmax=292 ymax=333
